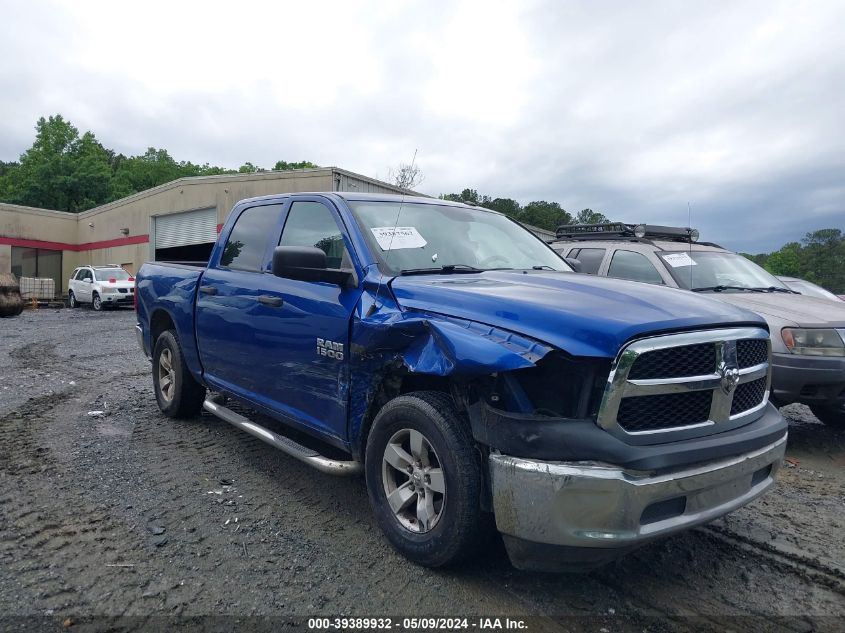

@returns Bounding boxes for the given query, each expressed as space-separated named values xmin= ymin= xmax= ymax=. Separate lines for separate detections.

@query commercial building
xmin=0 ymin=167 xmax=415 ymax=295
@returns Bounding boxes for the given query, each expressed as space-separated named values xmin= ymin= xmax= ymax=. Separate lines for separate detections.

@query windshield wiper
xmin=754 ymin=286 xmax=800 ymax=294
xmin=691 ymin=285 xmax=766 ymax=293
xmin=399 ymin=264 xmax=486 ymax=276
xmin=531 ymin=265 xmax=557 ymax=270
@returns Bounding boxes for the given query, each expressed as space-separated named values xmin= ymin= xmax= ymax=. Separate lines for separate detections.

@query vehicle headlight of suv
xmin=781 ymin=328 xmax=845 ymax=356
xmin=101 ymin=286 xmax=117 ymax=293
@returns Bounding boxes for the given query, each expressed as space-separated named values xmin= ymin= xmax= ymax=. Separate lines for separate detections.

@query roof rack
xmin=555 ymin=222 xmax=701 ymax=243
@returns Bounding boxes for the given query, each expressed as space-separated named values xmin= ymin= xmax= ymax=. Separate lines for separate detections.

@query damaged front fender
xmin=347 ymin=276 xmax=553 ymax=456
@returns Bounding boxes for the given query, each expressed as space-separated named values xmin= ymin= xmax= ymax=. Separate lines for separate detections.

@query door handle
xmin=257 ymin=295 xmax=283 ymax=307
xmin=199 ymin=286 xmax=218 ymax=296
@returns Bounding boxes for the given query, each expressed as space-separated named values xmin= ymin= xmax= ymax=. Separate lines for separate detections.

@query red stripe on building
xmin=0 ymin=234 xmax=149 ymax=252
xmin=77 ymin=234 xmax=149 ymax=250
xmin=217 ymin=223 xmax=223 ymax=233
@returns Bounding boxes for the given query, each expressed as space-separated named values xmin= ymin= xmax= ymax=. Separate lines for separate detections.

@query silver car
xmin=553 ymin=224 xmax=845 ymax=427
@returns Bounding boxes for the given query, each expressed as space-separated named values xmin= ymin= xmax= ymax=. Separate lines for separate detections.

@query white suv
xmin=68 ymin=265 xmax=135 ymax=311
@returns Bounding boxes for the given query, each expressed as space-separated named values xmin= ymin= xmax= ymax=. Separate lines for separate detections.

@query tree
xmin=9 ymin=115 xmax=113 ymax=212
xmin=238 ymin=162 xmax=262 ymax=173
xmin=0 ymin=115 xmax=323 ymax=212
xmin=387 ymin=162 xmax=424 ymax=190
xmin=274 ymin=160 xmax=319 ymax=171
xmin=575 ymin=208 xmax=609 ymax=224
xmin=763 ymin=242 xmax=802 ymax=277
xmin=800 ymin=229 xmax=845 ymax=292
xmin=522 ymin=201 xmax=572 ymax=231
xmin=481 ymin=197 xmax=521 ymax=218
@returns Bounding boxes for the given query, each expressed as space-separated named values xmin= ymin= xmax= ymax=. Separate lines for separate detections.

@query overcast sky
xmin=1 ymin=0 xmax=843 ymax=252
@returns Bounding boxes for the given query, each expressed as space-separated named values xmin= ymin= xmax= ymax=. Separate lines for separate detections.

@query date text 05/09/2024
xmin=307 ymin=617 xmax=528 ymax=630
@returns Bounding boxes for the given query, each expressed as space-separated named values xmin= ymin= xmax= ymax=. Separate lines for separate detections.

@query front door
xmin=77 ymin=268 xmax=94 ymax=302
xmin=249 ymin=198 xmax=362 ymax=441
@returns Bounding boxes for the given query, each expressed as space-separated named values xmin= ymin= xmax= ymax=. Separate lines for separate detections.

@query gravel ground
xmin=1 ymin=309 xmax=843 ymax=632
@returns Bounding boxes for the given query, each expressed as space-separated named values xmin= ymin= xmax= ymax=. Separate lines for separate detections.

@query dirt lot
xmin=1 ymin=309 xmax=843 ymax=631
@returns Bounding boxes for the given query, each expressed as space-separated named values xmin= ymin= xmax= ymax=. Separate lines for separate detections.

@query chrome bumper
xmin=489 ymin=434 xmax=786 ymax=550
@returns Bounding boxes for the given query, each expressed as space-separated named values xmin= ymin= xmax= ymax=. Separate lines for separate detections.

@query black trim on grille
xmin=737 ymin=339 xmax=767 ymax=368
xmin=627 ymin=343 xmax=716 ymax=380
xmin=618 ymin=390 xmax=712 ymax=432
xmin=731 ymin=377 xmax=767 ymax=415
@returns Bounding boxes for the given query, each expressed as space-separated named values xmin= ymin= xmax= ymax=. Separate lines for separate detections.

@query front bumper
xmin=102 ymin=292 xmax=134 ymax=304
xmin=771 ymin=352 xmax=845 ymax=407
xmin=489 ymin=434 xmax=786 ymax=571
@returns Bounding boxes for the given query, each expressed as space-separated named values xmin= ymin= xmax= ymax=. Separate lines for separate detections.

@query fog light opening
xmin=640 ymin=496 xmax=687 ymax=525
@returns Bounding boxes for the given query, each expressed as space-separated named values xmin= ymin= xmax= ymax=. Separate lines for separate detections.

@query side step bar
xmin=202 ymin=396 xmax=362 ymax=476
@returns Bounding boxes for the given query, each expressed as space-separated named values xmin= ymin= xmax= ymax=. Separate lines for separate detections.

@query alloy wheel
xmin=158 ymin=348 xmax=175 ymax=402
xmin=381 ymin=428 xmax=446 ymax=533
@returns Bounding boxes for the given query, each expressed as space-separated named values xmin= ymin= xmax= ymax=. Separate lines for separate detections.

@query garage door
xmin=154 ymin=207 xmax=218 ymax=250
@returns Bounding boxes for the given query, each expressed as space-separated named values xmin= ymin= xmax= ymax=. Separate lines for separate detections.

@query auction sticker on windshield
xmin=663 ymin=252 xmax=698 ymax=268
xmin=371 ymin=227 xmax=427 ymax=250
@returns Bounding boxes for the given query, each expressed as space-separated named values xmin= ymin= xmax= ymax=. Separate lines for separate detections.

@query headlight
xmin=101 ymin=286 xmax=117 ymax=293
xmin=781 ymin=328 xmax=845 ymax=356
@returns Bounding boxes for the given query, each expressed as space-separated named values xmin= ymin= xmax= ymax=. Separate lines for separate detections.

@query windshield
xmin=94 ymin=268 xmax=131 ymax=281
xmin=781 ymin=278 xmax=840 ymax=301
xmin=658 ymin=251 xmax=788 ymax=292
xmin=349 ymin=201 xmax=570 ymax=274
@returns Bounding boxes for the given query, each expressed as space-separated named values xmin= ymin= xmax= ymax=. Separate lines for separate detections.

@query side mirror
xmin=84 ymin=278 xmax=93 ymax=283
xmin=564 ymin=257 xmax=583 ymax=273
xmin=271 ymin=246 xmax=355 ymax=287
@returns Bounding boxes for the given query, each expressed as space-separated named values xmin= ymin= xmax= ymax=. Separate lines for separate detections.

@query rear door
xmin=568 ymin=247 xmax=607 ymax=275
xmin=195 ymin=201 xmax=288 ymax=399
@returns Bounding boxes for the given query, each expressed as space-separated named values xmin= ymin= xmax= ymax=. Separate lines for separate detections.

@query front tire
xmin=92 ymin=293 xmax=103 ymax=311
xmin=152 ymin=330 xmax=206 ymax=418
xmin=810 ymin=405 xmax=845 ymax=428
xmin=365 ymin=391 xmax=482 ymax=567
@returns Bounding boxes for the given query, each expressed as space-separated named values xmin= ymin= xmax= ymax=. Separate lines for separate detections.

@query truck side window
xmin=608 ymin=250 xmax=664 ymax=284
xmin=220 ymin=204 xmax=283 ymax=271
xmin=570 ymin=248 xmax=605 ymax=275
xmin=279 ymin=201 xmax=351 ymax=269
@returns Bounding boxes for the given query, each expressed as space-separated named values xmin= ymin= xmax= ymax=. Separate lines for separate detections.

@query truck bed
xmin=135 ymin=261 xmax=204 ymax=377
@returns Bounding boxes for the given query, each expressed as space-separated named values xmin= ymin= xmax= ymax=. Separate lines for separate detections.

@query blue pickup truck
xmin=135 ymin=193 xmax=787 ymax=571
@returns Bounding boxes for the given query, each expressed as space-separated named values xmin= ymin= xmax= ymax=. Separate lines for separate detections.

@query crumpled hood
xmin=706 ymin=292 xmax=845 ymax=328
xmin=390 ymin=271 xmax=764 ymax=358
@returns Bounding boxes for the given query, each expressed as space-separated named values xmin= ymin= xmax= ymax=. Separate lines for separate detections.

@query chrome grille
xmin=597 ymin=327 xmax=771 ymax=443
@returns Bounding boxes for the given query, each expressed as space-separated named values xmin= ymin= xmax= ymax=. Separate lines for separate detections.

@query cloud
xmin=0 ymin=0 xmax=842 ymax=252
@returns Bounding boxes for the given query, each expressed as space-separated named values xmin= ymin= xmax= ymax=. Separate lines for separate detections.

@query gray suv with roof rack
xmin=552 ymin=223 xmax=845 ymax=427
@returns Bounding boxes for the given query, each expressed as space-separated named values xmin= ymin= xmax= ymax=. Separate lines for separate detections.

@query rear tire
xmin=365 ymin=391 xmax=482 ymax=567
xmin=152 ymin=330 xmax=206 ymax=418
xmin=68 ymin=291 xmax=77 ymax=308
xmin=810 ymin=405 xmax=845 ymax=428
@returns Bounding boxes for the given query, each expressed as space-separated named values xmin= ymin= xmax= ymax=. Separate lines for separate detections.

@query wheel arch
xmin=354 ymin=370 xmax=457 ymax=462
xmin=150 ymin=308 xmax=177 ymax=349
